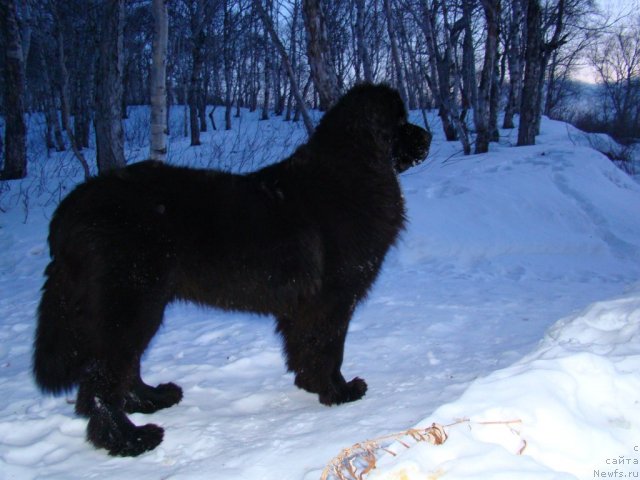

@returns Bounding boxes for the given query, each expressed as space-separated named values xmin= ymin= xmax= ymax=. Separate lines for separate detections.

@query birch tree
xmin=384 ymin=0 xmax=408 ymax=106
xmin=534 ymin=0 xmax=568 ymax=134
xmin=518 ymin=0 xmax=542 ymax=146
xmin=0 ymin=0 xmax=27 ymax=180
xmin=149 ymin=0 xmax=169 ymax=161
xmin=254 ymin=0 xmax=314 ymax=135
xmin=51 ymin=0 xmax=91 ymax=179
xmin=187 ymin=0 xmax=207 ymax=146
xmin=354 ymin=0 xmax=373 ymax=82
xmin=503 ymin=0 xmax=525 ymax=129
xmin=474 ymin=0 xmax=501 ymax=153
xmin=95 ymin=0 xmax=126 ymax=172
xmin=301 ymin=0 xmax=340 ymax=110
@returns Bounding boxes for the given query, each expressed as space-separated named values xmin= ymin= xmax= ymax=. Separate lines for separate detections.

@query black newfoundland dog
xmin=33 ymin=83 xmax=431 ymax=456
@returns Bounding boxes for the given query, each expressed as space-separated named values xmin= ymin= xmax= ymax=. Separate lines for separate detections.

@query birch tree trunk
xmin=187 ymin=0 xmax=208 ymax=146
xmin=503 ymin=0 xmax=524 ymax=129
xmin=517 ymin=0 xmax=542 ymax=146
xmin=261 ymin=12 xmax=272 ymax=121
xmin=52 ymin=1 xmax=91 ymax=178
xmin=461 ymin=0 xmax=477 ymax=123
xmin=440 ymin=0 xmax=471 ymax=153
xmin=188 ymin=29 xmax=205 ymax=146
xmin=199 ymin=66 xmax=208 ymax=132
xmin=489 ymin=62 xmax=500 ymax=141
xmin=383 ymin=0 xmax=408 ymax=106
xmin=149 ymin=0 xmax=168 ymax=162
xmin=534 ymin=0 xmax=566 ymax=134
xmin=95 ymin=0 xmax=126 ymax=172
xmin=223 ymin=0 xmax=234 ymax=130
xmin=474 ymin=0 xmax=500 ymax=154
xmin=0 ymin=0 xmax=27 ymax=180
xmin=416 ymin=1 xmax=458 ymax=142
xmin=301 ymin=0 xmax=340 ymax=110
xmin=34 ymin=35 xmax=65 ymax=152
xmin=285 ymin=0 xmax=300 ymax=121
xmin=355 ymin=0 xmax=373 ymax=82
xmin=544 ymin=48 xmax=560 ymax=116
xmin=254 ymin=0 xmax=314 ymax=135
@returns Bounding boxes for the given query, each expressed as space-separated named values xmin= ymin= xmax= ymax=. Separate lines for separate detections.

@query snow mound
xmin=369 ymin=290 xmax=640 ymax=479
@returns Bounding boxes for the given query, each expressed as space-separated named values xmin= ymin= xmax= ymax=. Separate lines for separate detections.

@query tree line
xmin=0 ymin=0 xmax=634 ymax=180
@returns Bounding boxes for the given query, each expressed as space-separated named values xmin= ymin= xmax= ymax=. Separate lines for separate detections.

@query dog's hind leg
xmin=277 ymin=303 xmax=367 ymax=406
xmin=124 ymin=363 xmax=183 ymax=414
xmin=74 ymin=289 xmax=169 ymax=456
xmin=75 ymin=359 xmax=164 ymax=457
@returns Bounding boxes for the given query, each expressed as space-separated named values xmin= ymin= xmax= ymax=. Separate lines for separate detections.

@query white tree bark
xmin=301 ymin=0 xmax=340 ymax=110
xmin=150 ymin=0 xmax=168 ymax=162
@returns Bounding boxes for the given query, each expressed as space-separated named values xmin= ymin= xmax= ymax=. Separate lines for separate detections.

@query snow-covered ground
xmin=367 ymin=291 xmax=640 ymax=480
xmin=0 ymin=108 xmax=639 ymax=479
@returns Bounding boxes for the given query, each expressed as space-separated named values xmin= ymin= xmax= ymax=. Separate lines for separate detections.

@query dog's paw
xmin=124 ymin=382 xmax=183 ymax=414
xmin=318 ymin=377 xmax=368 ymax=406
xmin=87 ymin=406 xmax=165 ymax=457
xmin=155 ymin=382 xmax=184 ymax=408
xmin=105 ymin=423 xmax=164 ymax=457
xmin=344 ymin=377 xmax=368 ymax=402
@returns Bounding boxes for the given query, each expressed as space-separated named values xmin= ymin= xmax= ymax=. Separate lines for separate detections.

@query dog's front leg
xmin=276 ymin=305 xmax=367 ymax=405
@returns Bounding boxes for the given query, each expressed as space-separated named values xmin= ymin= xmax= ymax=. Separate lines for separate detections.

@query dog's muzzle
xmin=393 ymin=123 xmax=432 ymax=173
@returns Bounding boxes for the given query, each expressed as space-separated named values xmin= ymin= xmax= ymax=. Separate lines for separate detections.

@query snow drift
xmin=368 ymin=290 xmax=640 ymax=480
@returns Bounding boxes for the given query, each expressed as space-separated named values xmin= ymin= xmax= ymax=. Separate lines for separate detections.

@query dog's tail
xmin=33 ymin=259 xmax=87 ymax=394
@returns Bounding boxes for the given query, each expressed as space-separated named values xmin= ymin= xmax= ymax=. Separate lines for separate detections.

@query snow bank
xmin=369 ymin=290 xmax=640 ymax=479
xmin=400 ymin=127 xmax=640 ymax=284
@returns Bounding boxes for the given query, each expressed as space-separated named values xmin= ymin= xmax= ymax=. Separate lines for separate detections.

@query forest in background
xmin=0 ymin=0 xmax=639 ymax=180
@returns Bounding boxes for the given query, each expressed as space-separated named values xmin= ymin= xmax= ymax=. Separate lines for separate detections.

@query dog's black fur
xmin=33 ymin=83 xmax=431 ymax=456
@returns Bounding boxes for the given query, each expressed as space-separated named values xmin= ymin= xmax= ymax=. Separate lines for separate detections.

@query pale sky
xmin=597 ymin=0 xmax=637 ymax=16
xmin=570 ymin=0 xmax=637 ymax=83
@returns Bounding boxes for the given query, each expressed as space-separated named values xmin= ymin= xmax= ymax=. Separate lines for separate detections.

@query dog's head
xmin=314 ymin=83 xmax=431 ymax=172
